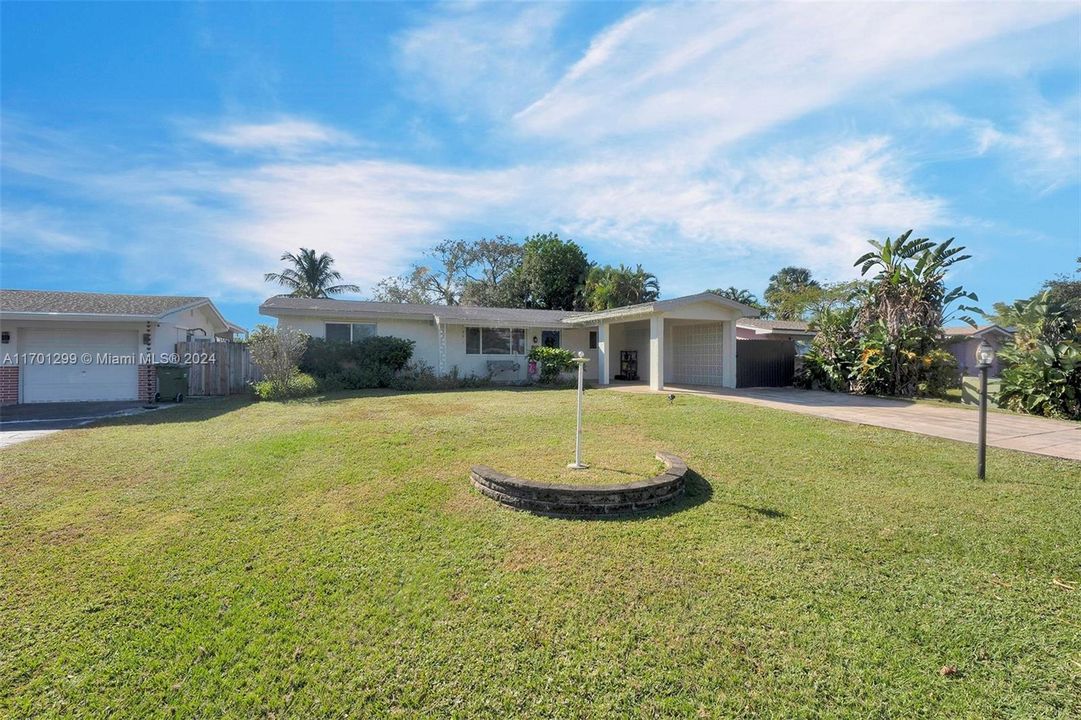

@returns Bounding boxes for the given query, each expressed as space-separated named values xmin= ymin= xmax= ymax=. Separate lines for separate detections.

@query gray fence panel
xmin=736 ymin=340 xmax=796 ymax=388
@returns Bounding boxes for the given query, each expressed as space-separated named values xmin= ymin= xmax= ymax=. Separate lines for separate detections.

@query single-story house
xmin=0 ymin=289 xmax=242 ymax=405
xmin=735 ymin=318 xmax=816 ymax=343
xmin=260 ymin=292 xmax=760 ymax=390
xmin=942 ymin=324 xmax=1014 ymax=378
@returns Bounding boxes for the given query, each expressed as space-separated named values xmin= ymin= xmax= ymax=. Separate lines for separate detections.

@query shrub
xmin=249 ymin=325 xmax=309 ymax=387
xmin=800 ymin=232 xmax=980 ymax=398
xmin=997 ymin=292 xmax=1081 ymax=419
xmin=252 ymin=371 xmax=318 ymax=401
xmin=795 ymin=306 xmax=860 ymax=391
xmin=528 ymin=346 xmax=574 ymax=384
xmin=300 ymin=336 xmax=414 ymax=389
xmin=388 ymin=362 xmax=490 ymax=391
xmin=918 ymin=349 xmax=959 ymax=398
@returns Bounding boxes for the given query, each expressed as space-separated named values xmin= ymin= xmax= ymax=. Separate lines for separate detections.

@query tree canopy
xmin=763 ymin=266 xmax=821 ymax=320
xmin=707 ymin=287 xmax=760 ymax=308
xmin=584 ymin=264 xmax=660 ymax=311
xmin=516 ymin=233 xmax=592 ymax=310
xmin=372 ymin=234 xmax=599 ymax=310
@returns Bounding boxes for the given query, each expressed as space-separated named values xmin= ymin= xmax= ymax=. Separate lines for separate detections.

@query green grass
xmin=2 ymin=389 xmax=1079 ymax=718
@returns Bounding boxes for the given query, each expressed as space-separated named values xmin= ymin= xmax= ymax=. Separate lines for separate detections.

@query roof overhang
xmin=261 ymin=304 xmax=437 ymax=324
xmin=2 ymin=297 xmax=235 ymax=334
xmin=562 ymin=292 xmax=760 ymax=326
xmin=0 ymin=311 xmax=160 ymax=323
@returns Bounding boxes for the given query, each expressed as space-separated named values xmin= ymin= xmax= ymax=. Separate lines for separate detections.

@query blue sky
xmin=2 ymin=2 xmax=1079 ymax=330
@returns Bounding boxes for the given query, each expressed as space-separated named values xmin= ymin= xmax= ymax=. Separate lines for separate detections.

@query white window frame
xmin=465 ymin=327 xmax=526 ymax=355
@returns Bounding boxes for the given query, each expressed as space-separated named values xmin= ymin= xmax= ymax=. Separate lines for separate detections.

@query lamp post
xmin=568 ymin=351 xmax=590 ymax=470
xmin=975 ymin=339 xmax=995 ymax=480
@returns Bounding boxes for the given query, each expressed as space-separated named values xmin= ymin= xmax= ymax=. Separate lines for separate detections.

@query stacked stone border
xmin=470 ymin=452 xmax=688 ymax=518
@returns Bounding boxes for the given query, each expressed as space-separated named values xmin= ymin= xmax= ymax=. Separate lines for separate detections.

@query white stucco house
xmin=0 ymin=289 xmax=243 ymax=405
xmin=260 ymin=292 xmax=760 ymax=390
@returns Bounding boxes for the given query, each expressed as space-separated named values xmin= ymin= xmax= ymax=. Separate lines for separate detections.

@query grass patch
xmin=2 ymin=389 xmax=1079 ymax=718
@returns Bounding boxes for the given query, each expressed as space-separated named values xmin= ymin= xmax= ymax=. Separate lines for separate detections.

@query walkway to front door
xmin=608 ymin=384 xmax=1081 ymax=462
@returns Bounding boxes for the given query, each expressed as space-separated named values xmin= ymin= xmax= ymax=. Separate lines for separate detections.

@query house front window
xmin=325 ymin=322 xmax=376 ymax=342
xmin=541 ymin=330 xmax=561 ymax=348
xmin=466 ymin=327 xmax=526 ymax=355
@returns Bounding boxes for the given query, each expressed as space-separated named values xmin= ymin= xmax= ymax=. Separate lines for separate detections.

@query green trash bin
xmin=155 ymin=364 xmax=190 ymax=403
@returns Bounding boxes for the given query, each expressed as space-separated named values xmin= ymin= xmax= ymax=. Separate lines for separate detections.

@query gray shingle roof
xmin=260 ymin=295 xmax=585 ymax=326
xmin=1 ymin=289 xmax=208 ymax=317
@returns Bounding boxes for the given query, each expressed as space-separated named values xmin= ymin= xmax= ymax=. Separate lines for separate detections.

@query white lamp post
xmin=568 ymin=351 xmax=590 ymax=469
xmin=975 ymin=339 xmax=995 ymax=480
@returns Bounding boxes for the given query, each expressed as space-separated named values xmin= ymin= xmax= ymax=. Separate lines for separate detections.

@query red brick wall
xmin=138 ymin=364 xmax=157 ymax=403
xmin=0 ymin=366 xmax=18 ymax=406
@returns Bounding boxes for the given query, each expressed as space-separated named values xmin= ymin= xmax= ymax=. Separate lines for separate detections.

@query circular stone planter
xmin=470 ymin=452 xmax=689 ymax=518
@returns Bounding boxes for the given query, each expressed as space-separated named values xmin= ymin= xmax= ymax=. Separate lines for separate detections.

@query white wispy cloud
xmin=514 ymin=2 xmax=1077 ymax=150
xmin=979 ymin=104 xmax=1081 ymax=194
xmin=393 ymin=3 xmax=567 ymax=121
xmin=0 ymin=206 xmax=102 ymax=254
xmin=194 ymin=118 xmax=355 ymax=151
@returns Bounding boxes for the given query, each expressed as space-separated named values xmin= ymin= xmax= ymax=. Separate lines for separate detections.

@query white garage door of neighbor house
xmin=670 ymin=323 xmax=724 ymax=386
xmin=22 ymin=329 xmax=140 ymax=403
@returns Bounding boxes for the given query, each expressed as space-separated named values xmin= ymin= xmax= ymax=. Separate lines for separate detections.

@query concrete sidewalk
xmin=609 ymin=385 xmax=1081 ymax=462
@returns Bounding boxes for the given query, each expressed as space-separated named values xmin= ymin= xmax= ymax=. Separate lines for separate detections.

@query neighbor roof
xmin=0 ymin=289 xmax=211 ymax=318
xmin=942 ymin=324 xmax=1014 ymax=338
xmin=736 ymin=318 xmax=813 ymax=333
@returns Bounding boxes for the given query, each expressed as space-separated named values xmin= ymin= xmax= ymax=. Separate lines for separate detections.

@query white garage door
xmin=22 ymin=329 xmax=139 ymax=403
xmin=670 ymin=323 xmax=724 ymax=386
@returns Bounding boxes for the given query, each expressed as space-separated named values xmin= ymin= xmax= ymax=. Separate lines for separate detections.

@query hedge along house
xmin=0 ymin=289 xmax=243 ymax=405
xmin=260 ymin=292 xmax=760 ymax=390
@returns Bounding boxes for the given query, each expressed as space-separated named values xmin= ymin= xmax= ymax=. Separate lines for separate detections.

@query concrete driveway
xmin=0 ymin=401 xmax=156 ymax=449
xmin=611 ymin=385 xmax=1081 ymax=462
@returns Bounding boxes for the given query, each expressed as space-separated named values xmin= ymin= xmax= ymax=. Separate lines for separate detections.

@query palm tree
xmin=628 ymin=264 xmax=661 ymax=304
xmin=264 ymin=248 xmax=361 ymax=298
xmin=708 ymin=286 xmax=759 ymax=306
xmin=584 ymin=264 xmax=660 ymax=310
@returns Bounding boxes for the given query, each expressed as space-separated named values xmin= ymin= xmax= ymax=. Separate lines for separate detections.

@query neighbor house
xmin=260 ymin=292 xmax=760 ymax=390
xmin=942 ymin=324 xmax=1014 ymax=378
xmin=735 ymin=318 xmax=817 ymax=343
xmin=0 ymin=290 xmax=243 ymax=405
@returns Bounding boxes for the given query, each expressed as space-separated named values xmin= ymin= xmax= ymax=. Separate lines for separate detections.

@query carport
xmin=564 ymin=293 xmax=759 ymax=391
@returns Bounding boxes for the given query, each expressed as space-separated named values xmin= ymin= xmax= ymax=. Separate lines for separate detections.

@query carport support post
xmin=722 ymin=320 xmax=737 ymax=388
xmin=649 ymin=315 xmax=664 ymax=391
xmin=597 ymin=322 xmax=609 ymax=385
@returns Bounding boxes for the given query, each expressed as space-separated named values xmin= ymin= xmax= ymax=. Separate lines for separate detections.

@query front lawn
xmin=2 ymin=389 xmax=1079 ymax=718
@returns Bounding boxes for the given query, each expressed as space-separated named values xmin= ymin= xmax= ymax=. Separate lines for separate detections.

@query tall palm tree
xmin=264 ymin=248 xmax=361 ymax=298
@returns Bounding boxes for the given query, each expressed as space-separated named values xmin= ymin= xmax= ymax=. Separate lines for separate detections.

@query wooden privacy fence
xmin=736 ymin=340 xmax=796 ymax=388
xmin=174 ymin=340 xmax=262 ymax=396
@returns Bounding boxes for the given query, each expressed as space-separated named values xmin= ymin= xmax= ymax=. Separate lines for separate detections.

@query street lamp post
xmin=975 ymin=339 xmax=995 ymax=480
xmin=568 ymin=351 xmax=590 ymax=470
